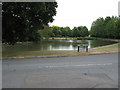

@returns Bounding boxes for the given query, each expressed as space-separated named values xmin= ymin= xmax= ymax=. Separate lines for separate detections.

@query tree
xmin=80 ymin=26 xmax=89 ymax=37
xmin=116 ymin=18 xmax=120 ymax=38
xmin=90 ymin=16 xmax=120 ymax=39
xmin=105 ymin=16 xmax=119 ymax=38
xmin=66 ymin=27 xmax=72 ymax=37
xmin=72 ymin=27 xmax=80 ymax=37
xmin=40 ymin=25 xmax=53 ymax=39
xmin=61 ymin=27 xmax=71 ymax=37
xmin=90 ymin=17 xmax=105 ymax=37
xmin=103 ymin=16 xmax=112 ymax=38
xmin=77 ymin=26 xmax=89 ymax=37
xmin=2 ymin=2 xmax=58 ymax=44
xmin=52 ymin=26 xmax=61 ymax=37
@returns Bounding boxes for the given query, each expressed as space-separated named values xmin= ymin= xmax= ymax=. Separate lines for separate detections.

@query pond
xmin=2 ymin=39 xmax=117 ymax=55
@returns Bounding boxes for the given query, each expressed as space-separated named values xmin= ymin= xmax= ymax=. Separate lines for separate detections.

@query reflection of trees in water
xmin=71 ymin=40 xmax=89 ymax=49
xmin=80 ymin=40 xmax=88 ymax=44
xmin=48 ymin=40 xmax=97 ymax=50
xmin=21 ymin=40 xmax=73 ymax=51
xmin=72 ymin=40 xmax=88 ymax=44
xmin=49 ymin=40 xmax=71 ymax=48
xmin=44 ymin=40 xmax=73 ymax=50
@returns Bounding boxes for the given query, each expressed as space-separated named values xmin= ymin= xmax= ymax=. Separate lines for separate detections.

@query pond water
xmin=3 ymin=39 xmax=117 ymax=55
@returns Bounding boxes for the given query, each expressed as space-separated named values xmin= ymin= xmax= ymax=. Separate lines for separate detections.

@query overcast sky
xmin=49 ymin=0 xmax=119 ymax=30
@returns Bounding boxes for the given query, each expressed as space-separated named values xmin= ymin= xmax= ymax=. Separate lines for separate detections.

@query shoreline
xmin=49 ymin=37 xmax=120 ymax=42
xmin=2 ymin=43 xmax=119 ymax=60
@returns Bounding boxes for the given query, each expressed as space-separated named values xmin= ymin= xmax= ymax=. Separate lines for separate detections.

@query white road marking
xmin=38 ymin=63 xmax=112 ymax=68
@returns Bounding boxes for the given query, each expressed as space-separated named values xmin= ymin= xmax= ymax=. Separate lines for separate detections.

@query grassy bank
xmin=92 ymin=43 xmax=118 ymax=50
xmin=2 ymin=50 xmax=90 ymax=59
xmin=49 ymin=37 xmax=120 ymax=42
xmin=49 ymin=37 xmax=97 ymax=40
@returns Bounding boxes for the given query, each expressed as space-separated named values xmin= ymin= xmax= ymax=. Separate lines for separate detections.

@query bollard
xmin=78 ymin=46 xmax=80 ymax=52
xmin=86 ymin=46 xmax=88 ymax=52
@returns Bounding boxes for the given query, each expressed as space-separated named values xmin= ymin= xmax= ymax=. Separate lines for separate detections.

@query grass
xmin=87 ymin=43 xmax=119 ymax=55
xmin=2 ymin=50 xmax=89 ymax=58
xmin=91 ymin=43 xmax=118 ymax=50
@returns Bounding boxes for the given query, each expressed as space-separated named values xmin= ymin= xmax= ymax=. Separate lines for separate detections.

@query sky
xmin=49 ymin=0 xmax=119 ymax=30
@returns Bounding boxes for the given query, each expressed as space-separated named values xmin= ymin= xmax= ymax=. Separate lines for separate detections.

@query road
xmin=2 ymin=53 xmax=118 ymax=88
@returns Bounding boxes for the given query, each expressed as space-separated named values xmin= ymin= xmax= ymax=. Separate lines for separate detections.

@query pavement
xmin=2 ymin=53 xmax=118 ymax=88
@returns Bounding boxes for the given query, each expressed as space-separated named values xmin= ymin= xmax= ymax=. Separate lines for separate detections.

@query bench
xmin=77 ymin=44 xmax=89 ymax=52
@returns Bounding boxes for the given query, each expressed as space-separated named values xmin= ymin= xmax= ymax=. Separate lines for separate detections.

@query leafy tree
xmin=90 ymin=16 xmax=120 ymax=39
xmin=52 ymin=26 xmax=61 ymax=37
xmin=40 ymin=25 xmax=53 ymax=39
xmin=66 ymin=27 xmax=72 ymax=37
xmin=78 ymin=26 xmax=83 ymax=31
xmin=103 ymin=16 xmax=112 ymax=38
xmin=2 ymin=2 xmax=58 ymax=44
xmin=80 ymin=26 xmax=89 ymax=37
xmin=105 ymin=16 xmax=119 ymax=38
xmin=61 ymin=27 xmax=71 ymax=37
xmin=77 ymin=26 xmax=89 ymax=37
xmin=72 ymin=27 xmax=80 ymax=37
xmin=116 ymin=18 xmax=120 ymax=38
xmin=91 ymin=17 xmax=105 ymax=37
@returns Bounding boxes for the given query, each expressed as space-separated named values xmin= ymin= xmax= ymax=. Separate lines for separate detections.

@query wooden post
xmin=78 ymin=46 xmax=80 ymax=52
xmin=86 ymin=46 xmax=88 ymax=52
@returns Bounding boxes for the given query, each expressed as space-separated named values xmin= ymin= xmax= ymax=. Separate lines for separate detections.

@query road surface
xmin=2 ymin=53 xmax=118 ymax=88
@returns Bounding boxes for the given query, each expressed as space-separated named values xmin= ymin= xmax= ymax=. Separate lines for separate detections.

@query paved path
xmin=2 ymin=53 xmax=118 ymax=88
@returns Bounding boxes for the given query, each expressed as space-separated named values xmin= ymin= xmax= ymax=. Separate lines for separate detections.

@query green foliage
xmin=72 ymin=27 xmax=80 ymax=37
xmin=80 ymin=26 xmax=89 ymax=37
xmin=76 ymin=37 xmax=98 ymax=40
xmin=50 ymin=26 xmax=89 ymax=38
xmin=52 ymin=26 xmax=61 ymax=37
xmin=61 ymin=27 xmax=72 ymax=37
xmin=2 ymin=2 xmax=58 ymax=45
xmin=90 ymin=17 xmax=105 ymax=37
xmin=72 ymin=26 xmax=89 ymax=37
xmin=40 ymin=25 xmax=53 ymax=39
xmin=90 ymin=16 xmax=120 ymax=39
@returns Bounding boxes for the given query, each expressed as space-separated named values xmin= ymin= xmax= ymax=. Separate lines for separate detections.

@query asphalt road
xmin=2 ymin=53 xmax=118 ymax=88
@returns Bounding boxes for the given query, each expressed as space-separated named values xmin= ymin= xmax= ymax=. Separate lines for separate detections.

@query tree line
xmin=36 ymin=25 xmax=89 ymax=39
xmin=50 ymin=26 xmax=89 ymax=37
xmin=90 ymin=16 xmax=120 ymax=39
xmin=38 ymin=16 xmax=120 ymax=40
